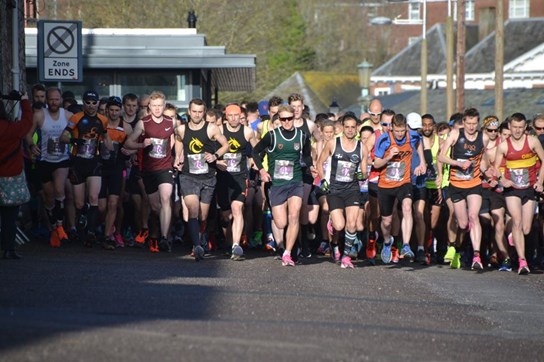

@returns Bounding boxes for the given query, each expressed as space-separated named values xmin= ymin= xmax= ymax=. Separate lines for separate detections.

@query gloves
xmin=355 ymin=171 xmax=367 ymax=181
xmin=319 ymin=179 xmax=329 ymax=193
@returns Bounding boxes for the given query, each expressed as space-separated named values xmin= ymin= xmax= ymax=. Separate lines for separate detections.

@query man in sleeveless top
xmin=125 ymin=91 xmax=176 ymax=253
xmin=494 ymin=113 xmax=544 ymax=275
xmin=252 ymin=104 xmax=316 ymax=267
xmin=26 ymin=87 xmax=73 ymax=248
xmin=317 ymin=114 xmax=368 ymax=269
xmin=438 ymin=108 xmax=492 ymax=271
xmin=374 ymin=114 xmax=426 ymax=264
xmin=216 ymin=104 xmax=258 ymax=260
xmin=60 ymin=90 xmax=113 ymax=248
xmin=174 ymin=98 xmax=229 ymax=261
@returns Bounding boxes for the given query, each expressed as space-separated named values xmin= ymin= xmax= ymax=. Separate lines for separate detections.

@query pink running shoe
xmin=471 ymin=255 xmax=483 ymax=270
xmin=113 ymin=233 xmax=125 ymax=248
xmin=327 ymin=218 xmax=334 ymax=236
xmin=333 ymin=245 xmax=341 ymax=262
xmin=518 ymin=258 xmax=530 ymax=275
xmin=341 ymin=256 xmax=354 ymax=269
xmin=281 ymin=254 xmax=295 ymax=267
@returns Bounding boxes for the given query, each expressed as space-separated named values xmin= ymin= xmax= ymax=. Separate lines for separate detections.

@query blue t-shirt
xmin=374 ymin=130 xmax=421 ymax=159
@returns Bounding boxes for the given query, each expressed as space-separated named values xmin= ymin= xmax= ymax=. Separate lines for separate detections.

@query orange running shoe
xmin=50 ymin=229 xmax=61 ymax=248
xmin=149 ymin=238 xmax=159 ymax=253
xmin=56 ymin=225 xmax=69 ymax=242
xmin=391 ymin=246 xmax=399 ymax=263
xmin=135 ymin=229 xmax=149 ymax=245
xmin=366 ymin=239 xmax=376 ymax=259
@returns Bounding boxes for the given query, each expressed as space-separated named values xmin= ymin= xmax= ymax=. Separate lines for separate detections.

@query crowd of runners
xmin=20 ymin=83 xmax=544 ymax=275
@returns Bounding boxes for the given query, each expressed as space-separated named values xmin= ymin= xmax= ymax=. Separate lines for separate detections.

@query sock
xmin=418 ymin=246 xmax=424 ymax=252
xmin=301 ymin=224 xmax=309 ymax=254
xmin=87 ymin=205 xmax=99 ymax=231
xmin=474 ymin=250 xmax=480 ymax=257
xmin=54 ymin=198 xmax=65 ymax=225
xmin=188 ymin=218 xmax=200 ymax=247
xmin=46 ymin=205 xmax=55 ymax=226
xmin=283 ymin=249 xmax=291 ymax=256
xmin=344 ymin=231 xmax=357 ymax=256
xmin=199 ymin=220 xmax=207 ymax=234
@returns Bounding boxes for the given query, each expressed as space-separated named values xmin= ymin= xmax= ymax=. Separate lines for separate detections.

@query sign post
xmin=38 ymin=20 xmax=83 ymax=82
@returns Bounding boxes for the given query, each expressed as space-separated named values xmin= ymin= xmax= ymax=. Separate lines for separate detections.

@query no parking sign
xmin=38 ymin=20 xmax=82 ymax=82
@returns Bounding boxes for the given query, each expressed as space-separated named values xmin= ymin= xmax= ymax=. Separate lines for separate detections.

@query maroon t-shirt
xmin=141 ymin=115 xmax=174 ymax=172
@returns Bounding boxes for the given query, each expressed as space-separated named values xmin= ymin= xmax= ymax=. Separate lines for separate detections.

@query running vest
xmin=267 ymin=127 xmax=304 ymax=186
xmin=329 ymin=137 xmax=362 ymax=192
xmin=141 ymin=115 xmax=174 ymax=172
xmin=38 ymin=108 xmax=70 ymax=163
xmin=68 ymin=111 xmax=108 ymax=159
xmin=182 ymin=121 xmax=216 ymax=178
xmin=504 ymin=136 xmax=538 ymax=189
xmin=424 ymin=134 xmax=439 ymax=189
xmin=221 ymin=124 xmax=248 ymax=176
xmin=369 ymin=129 xmax=383 ymax=183
xmin=450 ymin=129 xmax=484 ymax=188
xmin=378 ymin=132 xmax=413 ymax=189
xmin=101 ymin=125 xmax=126 ymax=167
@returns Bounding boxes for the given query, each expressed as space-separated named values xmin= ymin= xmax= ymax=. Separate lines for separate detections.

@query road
xmin=1 ymin=241 xmax=544 ymax=361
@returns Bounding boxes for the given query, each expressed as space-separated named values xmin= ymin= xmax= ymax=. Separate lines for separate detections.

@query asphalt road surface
xmin=1 ymin=240 xmax=544 ymax=361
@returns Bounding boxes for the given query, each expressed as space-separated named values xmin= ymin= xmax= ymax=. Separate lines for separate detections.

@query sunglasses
xmin=534 ymin=126 xmax=544 ymax=131
xmin=369 ymin=111 xmax=381 ymax=117
xmin=280 ymin=116 xmax=294 ymax=122
xmin=486 ymin=128 xmax=498 ymax=133
xmin=381 ymin=122 xmax=391 ymax=127
xmin=84 ymin=101 xmax=97 ymax=105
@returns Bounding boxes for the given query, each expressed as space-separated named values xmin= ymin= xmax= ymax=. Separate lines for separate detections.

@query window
xmin=408 ymin=36 xmax=420 ymax=46
xmin=453 ymin=0 xmax=476 ymax=21
xmin=409 ymin=1 xmax=420 ymax=21
xmin=509 ymin=0 xmax=529 ymax=18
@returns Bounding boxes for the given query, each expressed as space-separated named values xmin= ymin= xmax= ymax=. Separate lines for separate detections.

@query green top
xmin=267 ymin=127 xmax=304 ymax=186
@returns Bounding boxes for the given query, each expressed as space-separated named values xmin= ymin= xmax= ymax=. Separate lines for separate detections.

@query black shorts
xmin=327 ymin=188 xmax=360 ymax=211
xmin=69 ymin=158 xmax=102 ymax=185
xmin=36 ymin=160 xmax=71 ymax=184
xmin=426 ymin=188 xmax=442 ymax=207
xmin=412 ymin=185 xmax=427 ymax=201
xmin=217 ymin=173 xmax=248 ymax=211
xmin=368 ymin=182 xmax=379 ymax=198
xmin=504 ymin=187 xmax=537 ymax=205
xmin=449 ymin=184 xmax=482 ymax=203
xmin=378 ymin=183 xmax=413 ymax=217
xmin=99 ymin=165 xmax=124 ymax=198
xmin=269 ymin=182 xmax=303 ymax=207
xmin=360 ymin=192 xmax=369 ymax=207
xmin=308 ymin=185 xmax=319 ymax=206
xmin=142 ymin=169 xmax=174 ymax=195
xmin=126 ymin=167 xmax=143 ymax=194
xmin=178 ymin=173 xmax=216 ymax=204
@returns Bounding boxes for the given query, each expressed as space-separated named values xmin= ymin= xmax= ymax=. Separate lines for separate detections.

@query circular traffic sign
xmin=47 ymin=26 xmax=74 ymax=55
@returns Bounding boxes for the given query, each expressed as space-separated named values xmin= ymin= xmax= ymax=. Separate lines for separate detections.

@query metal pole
xmin=495 ymin=0 xmax=504 ymax=121
xmin=420 ymin=0 xmax=427 ymax=115
xmin=446 ymin=0 xmax=454 ymax=120
xmin=12 ymin=0 xmax=20 ymax=92
xmin=456 ymin=0 xmax=466 ymax=112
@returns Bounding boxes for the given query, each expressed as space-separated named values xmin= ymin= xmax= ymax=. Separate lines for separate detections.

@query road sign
xmin=38 ymin=20 xmax=82 ymax=82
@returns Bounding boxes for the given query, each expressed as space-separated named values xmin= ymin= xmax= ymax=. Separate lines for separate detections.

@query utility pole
xmin=495 ymin=0 xmax=504 ymax=121
xmin=456 ymin=0 xmax=466 ymax=112
xmin=420 ymin=0 xmax=427 ymax=115
xmin=446 ymin=0 xmax=454 ymax=119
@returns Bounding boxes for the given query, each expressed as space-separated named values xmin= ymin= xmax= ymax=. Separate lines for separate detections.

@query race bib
xmin=509 ymin=168 xmax=530 ymax=188
xmin=385 ymin=161 xmax=405 ymax=182
xmin=188 ymin=153 xmax=209 ymax=175
xmin=100 ymin=142 xmax=120 ymax=161
xmin=224 ymin=152 xmax=242 ymax=173
xmin=454 ymin=159 xmax=474 ymax=180
xmin=46 ymin=137 xmax=65 ymax=156
xmin=274 ymin=160 xmax=294 ymax=181
xmin=335 ymin=160 xmax=356 ymax=183
xmin=76 ymin=139 xmax=97 ymax=159
xmin=149 ymin=138 xmax=169 ymax=159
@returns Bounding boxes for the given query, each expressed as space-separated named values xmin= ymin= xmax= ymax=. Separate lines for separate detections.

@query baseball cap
xmin=406 ymin=112 xmax=422 ymax=129
xmin=106 ymin=96 xmax=122 ymax=108
xmin=62 ymin=90 xmax=75 ymax=100
xmin=82 ymin=90 xmax=99 ymax=102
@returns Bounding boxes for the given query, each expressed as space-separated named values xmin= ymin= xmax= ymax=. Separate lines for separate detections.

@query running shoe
xmin=347 ymin=244 xmax=358 ymax=259
xmin=499 ymin=258 xmax=512 ymax=272
xmin=159 ymin=237 xmax=172 ymax=253
xmin=281 ymin=254 xmax=295 ymax=267
xmin=416 ymin=249 xmax=427 ymax=264
xmin=488 ymin=254 xmax=499 ymax=268
xmin=471 ymin=255 xmax=483 ymax=270
xmin=135 ymin=229 xmax=149 ymax=245
xmin=113 ymin=233 xmax=125 ymax=248
xmin=518 ymin=258 xmax=530 ymax=275
xmin=194 ymin=245 xmax=204 ymax=261
xmin=400 ymin=244 xmax=415 ymax=261
xmin=50 ymin=229 xmax=61 ymax=248
xmin=231 ymin=244 xmax=244 ymax=261
xmin=56 ymin=225 xmax=68 ymax=243
xmin=341 ymin=256 xmax=354 ymax=269
xmin=148 ymin=238 xmax=159 ymax=253
xmin=366 ymin=238 xmax=377 ymax=259
xmin=450 ymin=252 xmax=461 ymax=269
xmin=391 ymin=246 xmax=399 ymax=263
xmin=327 ymin=218 xmax=334 ymax=236
xmin=250 ymin=231 xmax=263 ymax=248
xmin=507 ymin=232 xmax=514 ymax=247
xmin=241 ymin=234 xmax=249 ymax=249
xmin=123 ymin=227 xmax=135 ymax=247
xmin=444 ymin=246 xmax=456 ymax=263
xmin=317 ymin=241 xmax=329 ymax=255
xmin=332 ymin=245 xmax=341 ymax=262
xmin=266 ymin=238 xmax=277 ymax=252
xmin=381 ymin=238 xmax=393 ymax=264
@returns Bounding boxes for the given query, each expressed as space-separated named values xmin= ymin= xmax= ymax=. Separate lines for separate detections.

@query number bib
xmin=46 ymin=137 xmax=65 ymax=156
xmin=454 ymin=159 xmax=474 ymax=180
xmin=274 ymin=160 xmax=294 ymax=181
xmin=509 ymin=168 xmax=530 ymax=188
xmin=224 ymin=152 xmax=242 ymax=173
xmin=77 ymin=139 xmax=97 ymax=159
xmin=100 ymin=142 xmax=120 ymax=161
xmin=149 ymin=138 xmax=169 ymax=159
xmin=335 ymin=160 xmax=356 ymax=183
xmin=385 ymin=161 xmax=405 ymax=181
xmin=188 ymin=153 xmax=209 ymax=174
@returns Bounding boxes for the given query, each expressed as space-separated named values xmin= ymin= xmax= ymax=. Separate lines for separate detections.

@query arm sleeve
xmin=252 ymin=131 xmax=272 ymax=170
xmin=374 ymin=133 xmax=390 ymax=159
